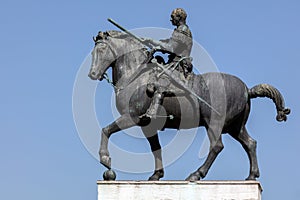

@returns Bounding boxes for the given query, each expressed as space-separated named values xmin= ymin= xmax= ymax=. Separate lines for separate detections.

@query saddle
xmin=147 ymin=56 xmax=195 ymax=97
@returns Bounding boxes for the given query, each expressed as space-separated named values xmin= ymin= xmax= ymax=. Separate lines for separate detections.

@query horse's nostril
xmin=88 ymin=71 xmax=98 ymax=80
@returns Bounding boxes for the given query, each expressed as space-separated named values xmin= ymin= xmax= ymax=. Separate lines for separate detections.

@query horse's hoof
xmin=148 ymin=169 xmax=164 ymax=181
xmin=100 ymin=155 xmax=111 ymax=169
xmin=148 ymin=175 xmax=160 ymax=181
xmin=246 ymin=171 xmax=259 ymax=181
xmin=245 ymin=176 xmax=257 ymax=181
xmin=185 ymin=172 xmax=201 ymax=182
xmin=103 ymin=169 xmax=116 ymax=180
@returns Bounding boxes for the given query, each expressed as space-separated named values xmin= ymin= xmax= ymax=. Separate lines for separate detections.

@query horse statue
xmin=88 ymin=30 xmax=290 ymax=181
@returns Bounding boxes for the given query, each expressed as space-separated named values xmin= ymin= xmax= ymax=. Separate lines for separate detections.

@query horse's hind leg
xmin=229 ymin=126 xmax=260 ymax=180
xmin=99 ymin=114 xmax=136 ymax=169
xmin=186 ymin=122 xmax=224 ymax=181
xmin=142 ymin=126 xmax=164 ymax=180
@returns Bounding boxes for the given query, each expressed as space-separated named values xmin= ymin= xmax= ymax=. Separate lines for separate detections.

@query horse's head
xmin=88 ymin=31 xmax=116 ymax=80
xmin=89 ymin=30 xmax=148 ymax=83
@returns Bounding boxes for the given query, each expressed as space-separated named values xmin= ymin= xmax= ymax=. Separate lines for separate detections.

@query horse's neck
xmin=112 ymin=45 xmax=148 ymax=84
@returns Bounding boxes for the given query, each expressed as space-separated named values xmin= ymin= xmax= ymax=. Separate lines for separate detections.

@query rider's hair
xmin=171 ymin=8 xmax=187 ymax=22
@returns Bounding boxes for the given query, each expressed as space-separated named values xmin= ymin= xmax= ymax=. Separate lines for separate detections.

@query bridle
xmin=94 ymin=39 xmax=118 ymax=60
xmin=93 ymin=38 xmax=149 ymax=93
xmin=93 ymin=39 xmax=118 ymax=88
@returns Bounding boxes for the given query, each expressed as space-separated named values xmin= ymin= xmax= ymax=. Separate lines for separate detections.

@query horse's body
xmin=88 ymin=30 xmax=290 ymax=181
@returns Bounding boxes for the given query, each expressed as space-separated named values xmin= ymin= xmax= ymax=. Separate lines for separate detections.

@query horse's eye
xmin=96 ymin=43 xmax=107 ymax=53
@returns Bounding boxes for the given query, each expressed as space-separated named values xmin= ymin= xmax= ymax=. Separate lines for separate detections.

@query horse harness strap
xmin=96 ymin=40 xmax=124 ymax=91
xmin=102 ymin=72 xmax=118 ymax=90
xmin=95 ymin=40 xmax=118 ymax=60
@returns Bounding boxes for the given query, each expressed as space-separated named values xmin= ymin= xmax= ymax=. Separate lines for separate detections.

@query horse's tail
xmin=248 ymin=83 xmax=290 ymax=122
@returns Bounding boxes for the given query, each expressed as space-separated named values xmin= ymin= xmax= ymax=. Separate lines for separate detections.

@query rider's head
xmin=170 ymin=8 xmax=187 ymax=26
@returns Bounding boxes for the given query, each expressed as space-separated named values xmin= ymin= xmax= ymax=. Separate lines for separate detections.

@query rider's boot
xmin=145 ymin=91 xmax=164 ymax=119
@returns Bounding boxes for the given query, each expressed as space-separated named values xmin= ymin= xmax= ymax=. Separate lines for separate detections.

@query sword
xmin=152 ymin=59 xmax=221 ymax=116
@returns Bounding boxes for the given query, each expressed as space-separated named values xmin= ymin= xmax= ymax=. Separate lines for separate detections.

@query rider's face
xmin=170 ymin=14 xmax=179 ymax=26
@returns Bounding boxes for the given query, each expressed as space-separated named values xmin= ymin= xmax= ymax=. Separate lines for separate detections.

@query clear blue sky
xmin=1 ymin=0 xmax=299 ymax=199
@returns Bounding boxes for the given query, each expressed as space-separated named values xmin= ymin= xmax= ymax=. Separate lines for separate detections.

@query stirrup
xmin=139 ymin=113 xmax=155 ymax=119
xmin=139 ymin=111 xmax=156 ymax=119
xmin=139 ymin=106 xmax=158 ymax=119
xmin=145 ymin=111 xmax=156 ymax=119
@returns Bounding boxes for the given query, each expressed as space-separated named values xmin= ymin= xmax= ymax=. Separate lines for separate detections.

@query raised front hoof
xmin=100 ymin=155 xmax=111 ymax=169
xmin=103 ymin=169 xmax=116 ymax=180
xmin=148 ymin=169 xmax=164 ymax=181
xmin=185 ymin=172 xmax=201 ymax=182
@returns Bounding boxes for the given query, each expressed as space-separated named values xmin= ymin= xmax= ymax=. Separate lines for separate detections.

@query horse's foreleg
xmin=186 ymin=123 xmax=224 ymax=181
xmin=99 ymin=114 xmax=136 ymax=169
xmin=142 ymin=126 xmax=164 ymax=181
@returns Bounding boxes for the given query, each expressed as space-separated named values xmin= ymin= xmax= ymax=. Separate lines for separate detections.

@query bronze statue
xmin=141 ymin=8 xmax=193 ymax=119
xmin=88 ymin=10 xmax=290 ymax=181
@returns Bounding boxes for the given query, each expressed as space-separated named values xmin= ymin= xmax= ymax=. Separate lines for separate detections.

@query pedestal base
xmin=97 ymin=180 xmax=262 ymax=200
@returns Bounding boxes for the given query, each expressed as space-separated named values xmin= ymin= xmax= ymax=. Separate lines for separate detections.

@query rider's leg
xmin=145 ymin=89 xmax=164 ymax=119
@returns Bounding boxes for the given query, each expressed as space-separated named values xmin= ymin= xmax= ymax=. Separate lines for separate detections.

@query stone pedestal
xmin=97 ymin=180 xmax=262 ymax=200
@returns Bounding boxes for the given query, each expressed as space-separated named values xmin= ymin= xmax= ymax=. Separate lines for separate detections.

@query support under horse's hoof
xmin=103 ymin=169 xmax=116 ymax=180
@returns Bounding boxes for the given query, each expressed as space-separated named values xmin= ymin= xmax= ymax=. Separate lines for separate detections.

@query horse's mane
xmin=94 ymin=30 xmax=144 ymax=48
xmin=106 ymin=30 xmax=142 ymax=46
xmin=106 ymin=30 xmax=125 ymax=38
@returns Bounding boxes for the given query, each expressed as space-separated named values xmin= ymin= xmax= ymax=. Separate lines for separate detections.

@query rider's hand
xmin=141 ymin=37 xmax=152 ymax=46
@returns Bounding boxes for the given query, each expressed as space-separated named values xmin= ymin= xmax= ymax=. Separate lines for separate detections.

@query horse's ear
xmin=104 ymin=32 xmax=109 ymax=39
xmin=94 ymin=31 xmax=108 ymax=42
xmin=99 ymin=31 xmax=106 ymax=39
xmin=105 ymin=31 xmax=113 ymax=38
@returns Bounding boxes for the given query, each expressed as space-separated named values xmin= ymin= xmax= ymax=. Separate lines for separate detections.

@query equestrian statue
xmin=88 ymin=8 xmax=290 ymax=181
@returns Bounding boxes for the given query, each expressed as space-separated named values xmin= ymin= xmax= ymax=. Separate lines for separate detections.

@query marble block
xmin=97 ymin=180 xmax=262 ymax=200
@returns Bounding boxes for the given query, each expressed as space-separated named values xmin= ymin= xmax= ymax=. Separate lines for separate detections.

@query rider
xmin=142 ymin=8 xmax=193 ymax=119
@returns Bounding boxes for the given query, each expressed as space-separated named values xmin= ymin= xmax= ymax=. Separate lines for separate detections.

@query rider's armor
xmin=144 ymin=22 xmax=194 ymax=119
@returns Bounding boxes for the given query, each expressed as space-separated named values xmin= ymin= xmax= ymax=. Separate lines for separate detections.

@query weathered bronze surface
xmin=88 ymin=9 xmax=290 ymax=181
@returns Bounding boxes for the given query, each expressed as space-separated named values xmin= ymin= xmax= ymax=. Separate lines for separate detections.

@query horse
xmin=88 ymin=30 xmax=290 ymax=181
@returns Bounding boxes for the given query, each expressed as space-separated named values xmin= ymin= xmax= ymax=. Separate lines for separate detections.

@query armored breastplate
xmin=171 ymin=25 xmax=193 ymax=57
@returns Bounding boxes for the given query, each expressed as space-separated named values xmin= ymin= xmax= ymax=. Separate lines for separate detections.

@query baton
xmin=108 ymin=18 xmax=144 ymax=43
xmin=107 ymin=18 xmax=153 ymax=48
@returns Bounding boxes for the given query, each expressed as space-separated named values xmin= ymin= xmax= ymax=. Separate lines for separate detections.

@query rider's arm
xmin=145 ymin=38 xmax=179 ymax=53
xmin=159 ymin=38 xmax=170 ymax=43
